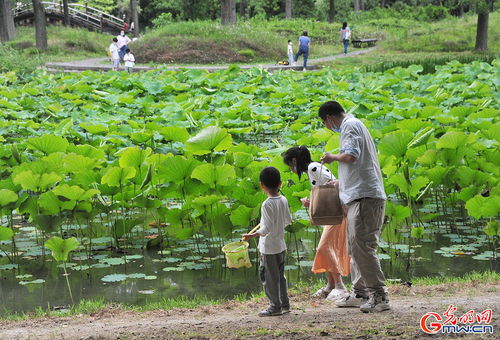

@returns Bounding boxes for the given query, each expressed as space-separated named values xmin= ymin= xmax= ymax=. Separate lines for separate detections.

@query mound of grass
xmin=6 ymin=25 xmax=111 ymax=63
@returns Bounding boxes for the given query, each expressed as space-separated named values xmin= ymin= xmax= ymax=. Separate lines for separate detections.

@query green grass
xmin=1 ymin=271 xmax=497 ymax=321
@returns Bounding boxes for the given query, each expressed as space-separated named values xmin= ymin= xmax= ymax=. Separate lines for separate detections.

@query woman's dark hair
xmin=302 ymin=30 xmax=308 ymax=36
xmin=282 ymin=146 xmax=312 ymax=180
xmin=318 ymin=101 xmax=345 ymax=120
xmin=260 ymin=167 xmax=281 ymax=190
xmin=342 ymin=22 xmax=347 ymax=29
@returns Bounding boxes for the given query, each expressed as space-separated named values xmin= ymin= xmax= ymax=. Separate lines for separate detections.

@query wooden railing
xmin=13 ymin=2 xmax=124 ymax=32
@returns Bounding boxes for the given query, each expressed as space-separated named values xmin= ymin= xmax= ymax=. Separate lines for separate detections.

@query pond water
xmin=0 ymin=216 xmax=497 ymax=314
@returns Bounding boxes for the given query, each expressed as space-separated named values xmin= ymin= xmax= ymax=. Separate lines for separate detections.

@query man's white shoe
xmin=325 ymin=288 xmax=348 ymax=301
xmin=360 ymin=294 xmax=390 ymax=313
xmin=335 ymin=292 xmax=368 ymax=307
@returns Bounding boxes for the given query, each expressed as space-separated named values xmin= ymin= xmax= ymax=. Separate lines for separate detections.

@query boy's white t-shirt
xmin=257 ymin=195 xmax=292 ymax=255
xmin=109 ymin=43 xmax=119 ymax=60
xmin=124 ymin=53 xmax=135 ymax=67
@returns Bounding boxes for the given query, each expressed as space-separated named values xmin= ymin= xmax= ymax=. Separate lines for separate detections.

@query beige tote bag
xmin=309 ymin=164 xmax=343 ymax=226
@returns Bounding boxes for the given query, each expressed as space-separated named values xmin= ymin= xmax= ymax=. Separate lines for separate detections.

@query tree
xmin=63 ymin=0 xmax=70 ymax=25
xmin=354 ymin=0 xmax=360 ymax=13
xmin=0 ymin=0 xmax=16 ymax=42
xmin=32 ymin=0 xmax=47 ymax=50
xmin=285 ymin=0 xmax=292 ymax=19
xmin=221 ymin=0 xmax=236 ymax=25
xmin=328 ymin=0 xmax=335 ymax=23
xmin=131 ymin=0 xmax=139 ymax=35
xmin=475 ymin=0 xmax=493 ymax=51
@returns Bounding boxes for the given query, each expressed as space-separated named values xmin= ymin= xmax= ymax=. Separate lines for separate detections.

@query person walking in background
xmin=283 ymin=146 xmax=349 ymax=301
xmin=287 ymin=40 xmax=294 ymax=65
xmin=123 ymin=48 xmax=135 ymax=74
xmin=117 ymin=30 xmax=132 ymax=61
xmin=295 ymin=30 xmax=310 ymax=71
xmin=340 ymin=22 xmax=351 ymax=54
xmin=319 ymin=101 xmax=389 ymax=313
xmin=109 ymin=37 xmax=120 ymax=71
xmin=243 ymin=167 xmax=292 ymax=317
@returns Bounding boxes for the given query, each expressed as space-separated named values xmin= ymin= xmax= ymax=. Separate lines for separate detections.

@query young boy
xmin=123 ymin=48 xmax=135 ymax=74
xmin=287 ymin=40 xmax=294 ymax=66
xmin=243 ymin=166 xmax=292 ymax=317
xmin=109 ymin=37 xmax=120 ymax=71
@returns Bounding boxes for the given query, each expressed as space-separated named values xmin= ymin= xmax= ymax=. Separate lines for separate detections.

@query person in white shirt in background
xmin=109 ymin=38 xmax=120 ymax=71
xmin=243 ymin=166 xmax=292 ymax=317
xmin=123 ymin=49 xmax=135 ymax=74
xmin=117 ymin=30 xmax=132 ymax=61
xmin=287 ymin=40 xmax=294 ymax=65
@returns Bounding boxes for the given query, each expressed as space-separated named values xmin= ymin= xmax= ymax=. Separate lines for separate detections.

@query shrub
xmin=152 ymin=13 xmax=174 ymax=29
xmin=238 ymin=49 xmax=255 ymax=58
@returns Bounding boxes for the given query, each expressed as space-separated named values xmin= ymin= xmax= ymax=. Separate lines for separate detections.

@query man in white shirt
xmin=109 ymin=38 xmax=120 ymax=71
xmin=319 ymin=100 xmax=389 ymax=313
xmin=116 ymin=30 xmax=131 ymax=61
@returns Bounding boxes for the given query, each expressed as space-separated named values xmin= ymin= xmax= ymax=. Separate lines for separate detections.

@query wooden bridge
xmin=13 ymin=2 xmax=124 ymax=34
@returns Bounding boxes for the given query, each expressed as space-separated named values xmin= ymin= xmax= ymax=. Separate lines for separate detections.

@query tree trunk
xmin=360 ymin=0 xmax=365 ymax=11
xmin=0 ymin=0 xmax=16 ymax=42
xmin=381 ymin=0 xmax=385 ymax=8
xmin=32 ymin=0 xmax=47 ymax=50
xmin=475 ymin=12 xmax=489 ymax=51
xmin=328 ymin=0 xmax=335 ymax=23
xmin=239 ymin=0 xmax=247 ymax=18
xmin=130 ymin=0 xmax=139 ymax=35
xmin=354 ymin=0 xmax=360 ymax=13
xmin=63 ymin=0 xmax=70 ymax=26
xmin=285 ymin=0 xmax=292 ymax=19
xmin=221 ymin=0 xmax=236 ymax=25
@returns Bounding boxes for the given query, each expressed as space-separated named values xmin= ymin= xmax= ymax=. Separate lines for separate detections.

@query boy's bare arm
xmin=242 ymin=232 xmax=261 ymax=241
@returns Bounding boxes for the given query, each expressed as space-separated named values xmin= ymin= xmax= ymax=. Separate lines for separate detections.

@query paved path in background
xmin=45 ymin=47 xmax=377 ymax=73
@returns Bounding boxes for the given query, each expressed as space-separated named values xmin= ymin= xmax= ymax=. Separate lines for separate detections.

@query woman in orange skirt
xmin=283 ymin=146 xmax=350 ymax=301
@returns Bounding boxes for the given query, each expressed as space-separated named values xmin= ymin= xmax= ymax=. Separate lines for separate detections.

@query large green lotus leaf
xmin=416 ymin=149 xmax=438 ymax=165
xmin=396 ymin=118 xmax=426 ymax=133
xmin=484 ymin=221 xmax=500 ymax=237
xmin=230 ymin=205 xmax=253 ymax=227
xmin=466 ymin=194 xmax=500 ymax=219
xmin=407 ymin=127 xmax=434 ymax=149
xmin=325 ymin=134 xmax=340 ymax=153
xmin=113 ymin=218 xmax=143 ymax=239
xmin=191 ymin=163 xmax=236 ymax=188
xmin=64 ymin=153 xmax=98 ymax=173
xmin=457 ymin=186 xmax=481 ymax=202
xmin=52 ymin=184 xmax=100 ymax=201
xmin=79 ymin=122 xmax=108 ymax=134
xmin=192 ymin=195 xmax=223 ymax=207
xmin=157 ymin=156 xmax=198 ymax=183
xmin=386 ymin=203 xmax=411 ymax=221
xmin=426 ymin=165 xmax=449 ymax=185
xmin=26 ymin=135 xmax=69 ymax=154
xmin=0 ymin=189 xmax=18 ymax=206
xmin=13 ymin=171 xmax=62 ymax=192
xmin=166 ymin=225 xmax=193 ymax=240
xmin=378 ymin=130 xmax=413 ymax=158
xmin=101 ymin=167 xmax=136 ymax=187
xmin=118 ymin=147 xmax=152 ymax=168
xmin=233 ymin=152 xmax=253 ymax=168
xmin=45 ymin=236 xmax=80 ymax=262
xmin=453 ymin=166 xmax=490 ymax=187
xmin=160 ymin=126 xmax=190 ymax=143
xmin=68 ymin=145 xmax=106 ymax=160
xmin=388 ymin=173 xmax=409 ymax=195
xmin=38 ymin=191 xmax=76 ymax=214
xmin=409 ymin=176 xmax=429 ymax=198
xmin=0 ymin=226 xmax=14 ymax=241
xmin=101 ymin=274 xmax=128 ymax=283
xmin=185 ymin=126 xmax=232 ymax=155
xmin=436 ymin=131 xmax=470 ymax=149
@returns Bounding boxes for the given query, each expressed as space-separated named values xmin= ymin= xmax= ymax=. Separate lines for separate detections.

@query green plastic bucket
xmin=222 ymin=241 xmax=252 ymax=269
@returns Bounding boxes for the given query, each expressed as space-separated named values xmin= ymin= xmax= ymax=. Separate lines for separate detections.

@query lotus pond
xmin=0 ymin=61 xmax=498 ymax=314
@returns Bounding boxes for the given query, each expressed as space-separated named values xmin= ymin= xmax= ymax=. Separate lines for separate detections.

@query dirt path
xmin=1 ymin=282 xmax=498 ymax=339
xmin=45 ymin=47 xmax=377 ymax=73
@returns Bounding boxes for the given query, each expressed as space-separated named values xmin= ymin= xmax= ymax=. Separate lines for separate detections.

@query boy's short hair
xmin=126 ymin=48 xmax=131 ymax=53
xmin=260 ymin=167 xmax=281 ymax=190
xmin=113 ymin=38 xmax=118 ymax=42
xmin=288 ymin=40 xmax=291 ymax=43
xmin=302 ymin=30 xmax=308 ymax=36
xmin=318 ymin=101 xmax=345 ymax=119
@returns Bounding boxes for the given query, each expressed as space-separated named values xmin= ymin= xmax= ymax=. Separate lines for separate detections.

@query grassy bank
xmin=1 ymin=271 xmax=498 ymax=321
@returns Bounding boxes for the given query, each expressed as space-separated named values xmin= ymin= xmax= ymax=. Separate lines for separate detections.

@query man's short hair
xmin=260 ymin=167 xmax=281 ymax=190
xmin=318 ymin=101 xmax=345 ymax=120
